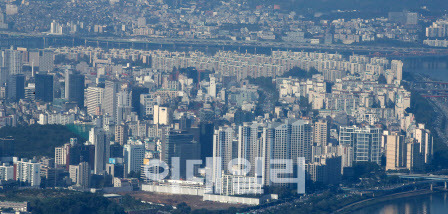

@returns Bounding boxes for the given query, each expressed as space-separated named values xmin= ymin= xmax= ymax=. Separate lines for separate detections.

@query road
xmin=412 ymin=75 xmax=448 ymax=146
xmin=84 ymin=36 xmax=448 ymax=55
xmin=333 ymin=189 xmax=434 ymax=214
xmin=1 ymin=31 xmax=448 ymax=56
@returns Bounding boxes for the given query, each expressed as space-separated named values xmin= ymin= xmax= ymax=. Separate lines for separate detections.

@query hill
xmin=0 ymin=124 xmax=86 ymax=158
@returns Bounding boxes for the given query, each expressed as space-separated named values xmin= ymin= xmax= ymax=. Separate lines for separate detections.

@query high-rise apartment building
xmin=314 ymin=120 xmax=330 ymax=147
xmin=90 ymin=128 xmax=110 ymax=175
xmin=407 ymin=141 xmax=424 ymax=172
xmin=337 ymin=144 xmax=354 ymax=173
xmin=0 ymin=164 xmax=14 ymax=181
xmin=7 ymin=74 xmax=24 ymax=102
xmin=238 ymin=122 xmax=264 ymax=177
xmin=103 ymin=80 xmax=120 ymax=123
xmin=65 ymin=71 xmax=85 ymax=107
xmin=115 ymin=124 xmax=128 ymax=146
xmin=29 ymin=50 xmax=54 ymax=72
xmin=414 ymin=124 xmax=433 ymax=164
xmin=290 ymin=120 xmax=313 ymax=163
xmin=153 ymin=105 xmax=170 ymax=125
xmin=54 ymin=138 xmax=87 ymax=170
xmin=0 ymin=67 xmax=8 ymax=86
xmin=55 ymin=145 xmax=68 ymax=168
xmin=339 ymin=126 xmax=382 ymax=165
xmin=262 ymin=119 xmax=312 ymax=186
xmin=85 ymin=86 xmax=104 ymax=116
xmin=35 ymin=74 xmax=54 ymax=102
xmin=391 ymin=60 xmax=403 ymax=81
xmin=69 ymin=162 xmax=90 ymax=188
xmin=116 ymin=90 xmax=132 ymax=125
xmin=385 ymin=132 xmax=407 ymax=171
xmin=2 ymin=49 xmax=22 ymax=76
xmin=14 ymin=159 xmax=41 ymax=187
xmin=213 ymin=127 xmax=234 ymax=184
xmin=123 ymin=140 xmax=145 ymax=174
xmin=209 ymin=76 xmax=217 ymax=97
xmin=139 ymin=94 xmax=157 ymax=118
xmin=162 ymin=130 xmax=200 ymax=179
xmin=307 ymin=154 xmax=342 ymax=185
xmin=25 ymin=83 xmax=35 ymax=100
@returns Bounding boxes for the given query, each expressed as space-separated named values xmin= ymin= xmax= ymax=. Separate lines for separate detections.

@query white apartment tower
xmin=262 ymin=119 xmax=312 ymax=186
xmin=209 ymin=76 xmax=217 ymax=97
xmin=0 ymin=164 xmax=13 ymax=181
xmin=339 ymin=126 xmax=382 ymax=165
xmin=153 ymin=105 xmax=170 ymax=125
xmin=103 ymin=80 xmax=120 ymax=123
xmin=85 ymin=86 xmax=104 ymax=116
xmin=213 ymin=127 xmax=234 ymax=184
xmin=391 ymin=60 xmax=403 ymax=81
xmin=15 ymin=160 xmax=41 ymax=187
xmin=123 ymin=141 xmax=145 ymax=174
xmin=238 ymin=122 xmax=264 ymax=177
xmin=314 ymin=120 xmax=330 ymax=147
xmin=55 ymin=145 xmax=68 ymax=167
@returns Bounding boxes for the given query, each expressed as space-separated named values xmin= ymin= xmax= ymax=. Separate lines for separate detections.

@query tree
xmin=1 ymin=208 xmax=14 ymax=212
xmin=281 ymin=67 xmax=319 ymax=79
xmin=0 ymin=125 xmax=85 ymax=158
xmin=127 ymin=170 xmax=141 ymax=179
xmin=326 ymin=82 xmax=334 ymax=93
xmin=378 ymin=74 xmax=387 ymax=84
xmin=352 ymin=162 xmax=381 ymax=180
xmin=173 ymin=202 xmax=191 ymax=214
xmin=299 ymin=96 xmax=312 ymax=113
xmin=28 ymin=192 xmax=125 ymax=214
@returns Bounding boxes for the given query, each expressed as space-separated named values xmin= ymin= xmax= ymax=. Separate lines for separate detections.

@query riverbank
xmin=334 ymin=189 xmax=441 ymax=213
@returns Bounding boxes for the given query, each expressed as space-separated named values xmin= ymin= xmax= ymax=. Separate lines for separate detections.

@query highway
xmin=85 ymin=36 xmax=448 ymax=56
xmin=388 ymin=173 xmax=448 ymax=181
xmin=411 ymin=75 xmax=448 ymax=146
xmin=2 ymin=31 xmax=448 ymax=56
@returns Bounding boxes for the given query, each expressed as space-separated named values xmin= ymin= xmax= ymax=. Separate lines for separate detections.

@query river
xmin=352 ymin=192 xmax=448 ymax=214
xmin=418 ymin=68 xmax=448 ymax=82
xmin=403 ymin=56 xmax=448 ymax=81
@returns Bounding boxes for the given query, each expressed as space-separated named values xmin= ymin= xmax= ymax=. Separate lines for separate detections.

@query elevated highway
xmin=1 ymin=31 xmax=448 ymax=57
